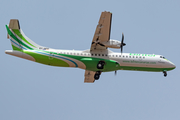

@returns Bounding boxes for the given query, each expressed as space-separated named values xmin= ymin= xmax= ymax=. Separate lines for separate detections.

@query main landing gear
xmin=97 ymin=61 xmax=105 ymax=69
xmin=163 ymin=71 xmax=167 ymax=77
xmin=94 ymin=71 xmax=101 ymax=80
xmin=94 ymin=61 xmax=105 ymax=80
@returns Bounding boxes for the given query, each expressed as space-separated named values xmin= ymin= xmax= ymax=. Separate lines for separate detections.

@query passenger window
xmin=126 ymin=56 xmax=128 ymax=58
xmin=116 ymin=55 xmax=118 ymax=57
xmin=106 ymin=54 xmax=107 ymax=56
xmin=91 ymin=54 xmax=93 ymax=56
xmin=102 ymin=54 xmax=104 ymax=56
xmin=99 ymin=54 xmax=100 ymax=56
xmin=95 ymin=54 xmax=97 ymax=56
xmin=129 ymin=56 xmax=131 ymax=58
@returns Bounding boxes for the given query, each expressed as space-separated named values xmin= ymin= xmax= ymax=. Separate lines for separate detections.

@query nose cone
xmin=171 ymin=63 xmax=176 ymax=69
xmin=169 ymin=61 xmax=176 ymax=70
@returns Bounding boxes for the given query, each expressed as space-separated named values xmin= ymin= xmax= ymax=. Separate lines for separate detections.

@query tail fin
xmin=6 ymin=19 xmax=42 ymax=51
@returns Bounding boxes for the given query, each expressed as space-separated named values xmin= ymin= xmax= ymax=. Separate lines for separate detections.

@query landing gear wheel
xmin=97 ymin=61 xmax=105 ymax=69
xmin=96 ymin=71 xmax=101 ymax=75
xmin=163 ymin=71 xmax=167 ymax=77
xmin=94 ymin=71 xmax=101 ymax=80
xmin=94 ymin=74 xmax=100 ymax=80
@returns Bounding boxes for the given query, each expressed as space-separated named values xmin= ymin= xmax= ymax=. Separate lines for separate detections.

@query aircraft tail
xmin=6 ymin=19 xmax=42 ymax=51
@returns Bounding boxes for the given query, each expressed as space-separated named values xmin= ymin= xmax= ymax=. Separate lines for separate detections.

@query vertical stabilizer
xmin=6 ymin=19 xmax=42 ymax=51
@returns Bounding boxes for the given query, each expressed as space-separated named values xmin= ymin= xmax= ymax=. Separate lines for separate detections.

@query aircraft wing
xmin=90 ymin=11 xmax=112 ymax=51
xmin=84 ymin=70 xmax=96 ymax=83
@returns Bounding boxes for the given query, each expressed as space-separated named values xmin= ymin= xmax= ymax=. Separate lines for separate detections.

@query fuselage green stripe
xmin=39 ymin=51 xmax=175 ymax=72
xmin=12 ymin=29 xmax=36 ymax=48
xmin=24 ymin=50 xmax=70 ymax=67
xmin=12 ymin=44 xmax=22 ymax=51
xmin=119 ymin=66 xmax=174 ymax=72
xmin=6 ymin=25 xmax=33 ymax=50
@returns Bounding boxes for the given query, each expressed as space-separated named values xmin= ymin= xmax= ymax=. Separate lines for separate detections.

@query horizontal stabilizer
xmin=9 ymin=19 xmax=20 ymax=30
xmin=5 ymin=50 xmax=35 ymax=61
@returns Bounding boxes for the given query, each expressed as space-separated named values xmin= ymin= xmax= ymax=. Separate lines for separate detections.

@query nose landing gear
xmin=163 ymin=71 xmax=167 ymax=77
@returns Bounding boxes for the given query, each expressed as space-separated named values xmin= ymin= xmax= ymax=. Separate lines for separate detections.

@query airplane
xmin=5 ymin=11 xmax=176 ymax=83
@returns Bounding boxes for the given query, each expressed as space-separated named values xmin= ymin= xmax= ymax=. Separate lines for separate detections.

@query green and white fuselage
xmin=5 ymin=12 xmax=176 ymax=82
xmin=5 ymin=48 xmax=175 ymax=73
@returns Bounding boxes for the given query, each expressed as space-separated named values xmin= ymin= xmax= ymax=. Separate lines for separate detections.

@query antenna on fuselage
xmin=115 ymin=70 xmax=117 ymax=75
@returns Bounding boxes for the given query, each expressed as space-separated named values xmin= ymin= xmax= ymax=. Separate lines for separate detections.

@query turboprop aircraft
xmin=5 ymin=11 xmax=176 ymax=83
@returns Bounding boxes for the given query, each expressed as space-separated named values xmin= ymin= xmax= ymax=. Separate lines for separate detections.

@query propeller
xmin=120 ymin=33 xmax=126 ymax=53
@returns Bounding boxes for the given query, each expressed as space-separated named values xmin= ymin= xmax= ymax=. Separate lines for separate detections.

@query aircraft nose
xmin=169 ymin=61 xmax=176 ymax=69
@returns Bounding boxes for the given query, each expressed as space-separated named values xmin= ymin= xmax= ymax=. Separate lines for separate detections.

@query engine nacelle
xmin=102 ymin=39 xmax=121 ymax=49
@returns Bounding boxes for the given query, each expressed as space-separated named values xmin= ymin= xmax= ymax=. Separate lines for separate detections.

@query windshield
xmin=160 ymin=56 xmax=166 ymax=59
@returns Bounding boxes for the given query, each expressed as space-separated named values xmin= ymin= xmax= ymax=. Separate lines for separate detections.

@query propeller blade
xmin=122 ymin=33 xmax=124 ymax=43
xmin=115 ymin=71 xmax=117 ymax=75
xmin=120 ymin=33 xmax=125 ymax=53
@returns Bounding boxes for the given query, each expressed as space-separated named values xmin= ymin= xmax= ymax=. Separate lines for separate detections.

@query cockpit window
xmin=160 ymin=56 xmax=166 ymax=59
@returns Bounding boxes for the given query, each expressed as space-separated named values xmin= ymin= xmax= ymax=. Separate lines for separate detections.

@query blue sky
xmin=0 ymin=0 xmax=180 ymax=120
